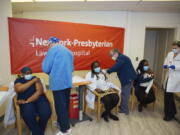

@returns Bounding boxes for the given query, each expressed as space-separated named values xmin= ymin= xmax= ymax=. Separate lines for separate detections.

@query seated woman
xmin=85 ymin=61 xmax=120 ymax=122
xmin=14 ymin=67 xmax=51 ymax=135
xmin=134 ymin=59 xmax=156 ymax=112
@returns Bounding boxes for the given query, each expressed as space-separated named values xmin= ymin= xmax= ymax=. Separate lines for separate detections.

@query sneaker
xmin=56 ymin=129 xmax=72 ymax=135
xmin=55 ymin=131 xmax=65 ymax=135
xmin=66 ymin=128 xmax=72 ymax=134
xmin=119 ymin=110 xmax=129 ymax=115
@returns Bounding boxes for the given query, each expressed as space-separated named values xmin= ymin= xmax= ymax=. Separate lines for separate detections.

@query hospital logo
xmin=29 ymin=36 xmax=49 ymax=48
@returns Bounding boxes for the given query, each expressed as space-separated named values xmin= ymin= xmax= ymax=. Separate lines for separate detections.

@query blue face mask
xmin=172 ymin=48 xmax=180 ymax=54
xmin=94 ymin=67 xmax=101 ymax=73
xmin=24 ymin=74 xmax=33 ymax=80
xmin=143 ymin=66 xmax=149 ymax=71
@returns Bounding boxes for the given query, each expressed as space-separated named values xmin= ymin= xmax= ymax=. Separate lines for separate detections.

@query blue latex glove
xmin=163 ymin=65 xmax=168 ymax=69
xmin=169 ymin=65 xmax=175 ymax=70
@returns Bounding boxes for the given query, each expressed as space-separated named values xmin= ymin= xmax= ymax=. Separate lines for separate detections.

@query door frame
xmin=144 ymin=27 xmax=176 ymax=88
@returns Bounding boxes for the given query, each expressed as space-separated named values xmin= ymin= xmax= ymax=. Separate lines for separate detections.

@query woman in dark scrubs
xmin=14 ymin=67 xmax=51 ymax=135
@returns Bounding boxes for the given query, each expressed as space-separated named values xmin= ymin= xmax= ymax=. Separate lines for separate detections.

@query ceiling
xmin=12 ymin=1 xmax=180 ymax=13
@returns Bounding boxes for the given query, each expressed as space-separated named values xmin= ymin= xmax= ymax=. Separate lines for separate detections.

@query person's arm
xmin=101 ymin=70 xmax=121 ymax=91
xmin=85 ymin=72 xmax=97 ymax=92
xmin=145 ymin=80 xmax=154 ymax=94
xmin=169 ymin=64 xmax=180 ymax=71
xmin=163 ymin=52 xmax=173 ymax=69
xmin=25 ymin=80 xmax=44 ymax=103
xmin=175 ymin=65 xmax=180 ymax=71
xmin=136 ymin=75 xmax=153 ymax=84
xmin=147 ymin=69 xmax=154 ymax=74
xmin=163 ymin=55 xmax=169 ymax=66
xmin=167 ymin=53 xmax=180 ymax=70
xmin=42 ymin=49 xmax=56 ymax=74
xmin=14 ymin=78 xmax=38 ymax=93
xmin=107 ymin=59 xmax=125 ymax=74
xmin=71 ymin=53 xmax=74 ymax=72
xmin=107 ymin=82 xmax=121 ymax=91
xmin=173 ymin=54 xmax=180 ymax=70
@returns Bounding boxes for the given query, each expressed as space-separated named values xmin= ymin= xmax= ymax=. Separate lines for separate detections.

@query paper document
xmin=145 ymin=80 xmax=154 ymax=94
xmin=73 ymin=76 xmax=88 ymax=83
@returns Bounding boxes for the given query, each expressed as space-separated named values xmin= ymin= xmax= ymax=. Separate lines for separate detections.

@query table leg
xmin=78 ymin=86 xmax=83 ymax=121
xmin=70 ymin=85 xmax=92 ymax=126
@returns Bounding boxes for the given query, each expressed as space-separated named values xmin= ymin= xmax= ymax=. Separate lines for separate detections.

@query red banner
xmin=8 ymin=17 xmax=124 ymax=74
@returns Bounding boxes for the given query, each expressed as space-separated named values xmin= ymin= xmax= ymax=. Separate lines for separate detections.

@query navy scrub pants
xmin=20 ymin=96 xmax=51 ymax=135
xmin=52 ymin=88 xmax=71 ymax=133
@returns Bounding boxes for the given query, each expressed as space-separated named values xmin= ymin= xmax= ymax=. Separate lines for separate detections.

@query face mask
xmin=24 ymin=74 xmax=33 ymax=80
xmin=94 ymin=67 xmax=101 ymax=73
xmin=112 ymin=56 xmax=117 ymax=61
xmin=172 ymin=48 xmax=180 ymax=54
xmin=112 ymin=53 xmax=119 ymax=61
xmin=143 ymin=66 xmax=149 ymax=71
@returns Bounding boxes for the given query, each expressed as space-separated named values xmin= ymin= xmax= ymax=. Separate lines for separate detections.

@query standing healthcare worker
xmin=163 ymin=41 xmax=180 ymax=121
xmin=107 ymin=48 xmax=137 ymax=115
xmin=42 ymin=37 xmax=74 ymax=135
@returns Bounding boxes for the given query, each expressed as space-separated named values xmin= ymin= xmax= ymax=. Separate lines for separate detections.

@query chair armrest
xmin=44 ymin=91 xmax=53 ymax=103
xmin=87 ymin=89 xmax=103 ymax=97
xmin=88 ymin=88 xmax=118 ymax=98
xmin=109 ymin=88 xmax=119 ymax=94
xmin=44 ymin=91 xmax=55 ymax=110
xmin=44 ymin=90 xmax=56 ymax=120
xmin=101 ymin=91 xmax=118 ymax=97
xmin=13 ymin=96 xmax=21 ymax=116
xmin=152 ymin=84 xmax=158 ymax=93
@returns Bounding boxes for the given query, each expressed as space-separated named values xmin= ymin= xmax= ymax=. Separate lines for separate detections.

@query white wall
xmin=0 ymin=0 xmax=12 ymax=117
xmin=0 ymin=0 xmax=13 ymax=85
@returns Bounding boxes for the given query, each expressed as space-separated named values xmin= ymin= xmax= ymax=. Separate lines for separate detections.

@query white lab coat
xmin=85 ymin=71 xmax=121 ymax=109
xmin=163 ymin=51 xmax=180 ymax=93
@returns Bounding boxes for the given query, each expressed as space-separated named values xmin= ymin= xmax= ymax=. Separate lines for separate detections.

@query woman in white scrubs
xmin=163 ymin=41 xmax=180 ymax=121
xmin=85 ymin=61 xmax=120 ymax=122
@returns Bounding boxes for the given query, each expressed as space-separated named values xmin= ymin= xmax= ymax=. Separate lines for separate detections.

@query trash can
xmin=69 ymin=93 xmax=79 ymax=119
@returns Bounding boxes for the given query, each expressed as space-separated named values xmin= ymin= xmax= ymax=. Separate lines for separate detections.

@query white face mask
xmin=112 ymin=56 xmax=117 ymax=61
xmin=172 ymin=48 xmax=180 ymax=54
xmin=111 ymin=52 xmax=118 ymax=61
xmin=24 ymin=74 xmax=33 ymax=80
